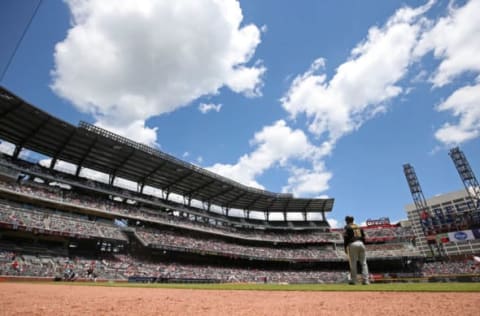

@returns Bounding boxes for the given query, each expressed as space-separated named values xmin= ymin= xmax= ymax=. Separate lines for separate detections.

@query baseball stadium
xmin=0 ymin=86 xmax=479 ymax=315
xmin=1 ymin=1 xmax=480 ymax=315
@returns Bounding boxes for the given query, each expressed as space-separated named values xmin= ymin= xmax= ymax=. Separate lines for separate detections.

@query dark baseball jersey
xmin=343 ymin=224 xmax=365 ymax=252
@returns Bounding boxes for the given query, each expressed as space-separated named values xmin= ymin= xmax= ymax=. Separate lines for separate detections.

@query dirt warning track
xmin=0 ymin=282 xmax=479 ymax=316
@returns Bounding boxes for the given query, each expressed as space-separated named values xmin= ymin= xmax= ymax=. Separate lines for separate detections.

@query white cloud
xmin=39 ymin=159 xmax=112 ymax=183
xmin=281 ymin=3 xmax=430 ymax=142
xmin=96 ymin=119 xmax=158 ymax=147
xmin=327 ymin=218 xmax=340 ymax=228
xmin=79 ymin=167 xmax=110 ymax=183
xmin=207 ymin=120 xmax=324 ymax=190
xmin=198 ymin=102 xmax=223 ymax=114
xmin=415 ymin=0 xmax=480 ymax=87
xmin=412 ymin=0 xmax=480 ymax=146
xmin=410 ymin=69 xmax=428 ymax=84
xmin=434 ymin=83 xmax=480 ymax=145
xmin=206 ymin=2 xmax=439 ymax=197
xmin=274 ymin=3 xmax=431 ymax=195
xmin=0 ymin=142 xmax=33 ymax=160
xmin=51 ymin=0 xmax=264 ymax=146
xmin=0 ymin=140 xmax=15 ymax=156
xmin=225 ymin=63 xmax=265 ymax=97
xmin=113 ymin=177 xmax=137 ymax=191
xmin=282 ymin=164 xmax=332 ymax=196
xmin=39 ymin=159 xmax=77 ymax=175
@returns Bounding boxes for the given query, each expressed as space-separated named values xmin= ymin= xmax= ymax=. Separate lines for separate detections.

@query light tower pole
xmin=449 ymin=147 xmax=480 ymax=228
xmin=403 ymin=164 xmax=430 ymax=219
xmin=449 ymin=147 xmax=480 ymax=205
xmin=403 ymin=163 xmax=438 ymax=256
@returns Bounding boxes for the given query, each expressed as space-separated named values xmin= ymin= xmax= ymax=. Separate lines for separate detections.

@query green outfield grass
xmin=46 ymin=281 xmax=480 ymax=292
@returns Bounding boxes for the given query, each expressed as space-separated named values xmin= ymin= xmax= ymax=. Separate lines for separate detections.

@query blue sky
xmin=1 ymin=0 xmax=480 ymax=227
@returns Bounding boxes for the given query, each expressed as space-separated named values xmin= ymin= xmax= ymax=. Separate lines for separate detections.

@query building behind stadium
xmin=405 ymin=190 xmax=480 ymax=257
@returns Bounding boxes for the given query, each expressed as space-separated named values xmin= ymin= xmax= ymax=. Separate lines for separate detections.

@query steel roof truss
xmin=111 ymin=149 xmax=136 ymax=178
xmin=225 ymin=191 xmax=247 ymax=208
xmin=138 ymin=160 xmax=168 ymax=185
xmin=161 ymin=170 xmax=194 ymax=192
xmin=50 ymin=130 xmax=77 ymax=169
xmin=0 ymin=99 xmax=21 ymax=118
xmin=13 ymin=116 xmax=51 ymax=158
xmin=204 ymin=186 xmax=234 ymax=203
xmin=76 ymin=137 xmax=98 ymax=177
xmin=244 ymin=194 xmax=263 ymax=211
xmin=184 ymin=179 xmax=216 ymax=196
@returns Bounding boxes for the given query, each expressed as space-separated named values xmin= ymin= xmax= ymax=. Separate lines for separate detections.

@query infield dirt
xmin=0 ymin=282 xmax=479 ymax=315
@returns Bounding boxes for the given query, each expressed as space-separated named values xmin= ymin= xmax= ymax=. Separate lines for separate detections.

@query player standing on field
xmin=343 ymin=216 xmax=370 ymax=285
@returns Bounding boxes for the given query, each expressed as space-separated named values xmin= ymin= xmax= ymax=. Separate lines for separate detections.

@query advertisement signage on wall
xmin=448 ymin=230 xmax=475 ymax=242
xmin=366 ymin=217 xmax=390 ymax=226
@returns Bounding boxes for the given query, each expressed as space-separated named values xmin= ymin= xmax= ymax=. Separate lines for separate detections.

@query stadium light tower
xmin=449 ymin=147 xmax=480 ymax=205
xmin=403 ymin=163 xmax=429 ymax=216
xmin=403 ymin=163 xmax=442 ymax=257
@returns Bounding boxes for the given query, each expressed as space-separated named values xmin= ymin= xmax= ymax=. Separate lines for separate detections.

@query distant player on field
xmin=343 ymin=216 xmax=369 ymax=285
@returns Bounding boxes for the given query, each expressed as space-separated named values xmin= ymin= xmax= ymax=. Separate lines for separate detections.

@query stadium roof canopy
xmin=0 ymin=86 xmax=334 ymax=215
